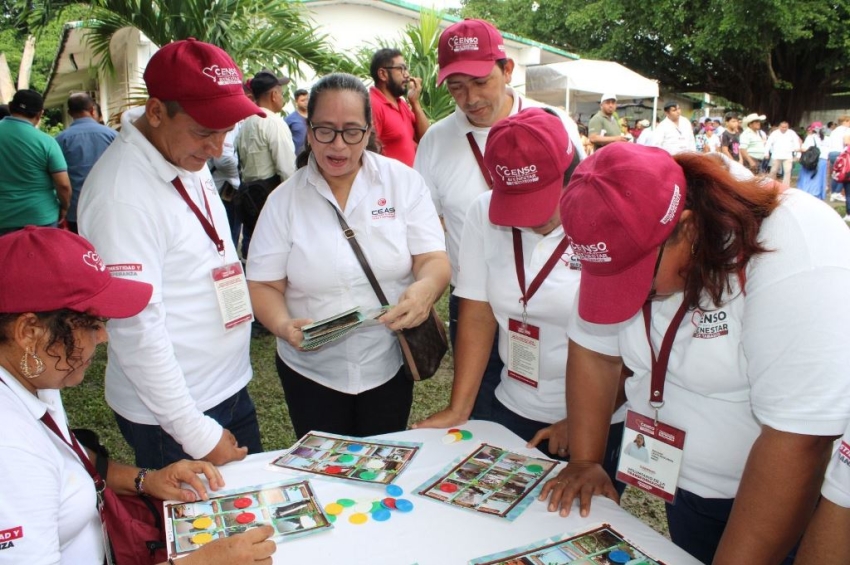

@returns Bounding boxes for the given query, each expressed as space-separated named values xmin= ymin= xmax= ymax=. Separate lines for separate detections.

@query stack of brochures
xmin=300 ymin=306 xmax=388 ymax=350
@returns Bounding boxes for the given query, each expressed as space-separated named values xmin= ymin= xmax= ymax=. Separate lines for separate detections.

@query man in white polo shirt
xmin=654 ymin=101 xmax=696 ymax=155
xmin=765 ymin=120 xmax=801 ymax=186
xmin=79 ymin=39 xmax=266 ymax=469
xmin=414 ymin=19 xmax=583 ymax=421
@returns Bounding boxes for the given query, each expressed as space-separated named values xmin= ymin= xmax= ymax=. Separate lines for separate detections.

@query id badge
xmin=507 ymin=318 xmax=540 ymax=388
xmin=616 ymin=410 xmax=686 ymax=503
xmin=211 ymin=262 xmax=254 ymax=330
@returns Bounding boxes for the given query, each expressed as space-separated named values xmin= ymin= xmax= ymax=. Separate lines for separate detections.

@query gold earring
xmin=20 ymin=347 xmax=45 ymax=379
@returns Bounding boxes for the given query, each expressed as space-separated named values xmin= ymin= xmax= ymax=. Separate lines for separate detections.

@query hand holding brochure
xmin=300 ymin=306 xmax=388 ymax=350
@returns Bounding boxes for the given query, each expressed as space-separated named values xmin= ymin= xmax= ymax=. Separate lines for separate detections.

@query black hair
xmin=0 ymin=310 xmax=105 ymax=374
xmin=370 ymin=48 xmax=403 ymax=84
xmin=295 ymin=73 xmax=377 ymax=168
xmin=68 ymin=92 xmax=94 ymax=115
xmin=294 ymin=89 xmax=309 ymax=99
xmin=0 ymin=105 xmax=10 ymax=119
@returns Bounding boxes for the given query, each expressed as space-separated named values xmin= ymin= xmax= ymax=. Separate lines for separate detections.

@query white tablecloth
xmin=217 ymin=420 xmax=700 ymax=564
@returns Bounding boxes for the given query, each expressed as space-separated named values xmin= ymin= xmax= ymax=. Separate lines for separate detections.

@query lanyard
xmin=171 ymin=177 xmax=224 ymax=255
xmin=642 ymin=298 xmax=690 ymax=424
xmin=464 ymin=98 xmax=523 ymax=189
xmin=512 ymin=228 xmax=569 ymax=324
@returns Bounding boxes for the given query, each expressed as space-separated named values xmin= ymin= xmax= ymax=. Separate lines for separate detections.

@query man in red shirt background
xmin=369 ymin=48 xmax=430 ymax=167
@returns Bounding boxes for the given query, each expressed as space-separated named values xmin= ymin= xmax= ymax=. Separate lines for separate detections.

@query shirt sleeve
xmin=567 ymin=297 xmax=623 ymax=357
xmin=413 ymin=131 xmax=442 ymax=217
xmin=0 ymin=447 xmax=64 ymax=564
xmin=46 ymin=138 xmax=68 ymax=174
xmin=404 ymin=170 xmax=446 ymax=256
xmin=454 ymin=194 xmax=489 ymax=301
xmin=246 ymin=184 xmax=293 ymax=282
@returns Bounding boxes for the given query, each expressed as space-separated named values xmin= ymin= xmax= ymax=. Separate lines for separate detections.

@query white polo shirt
xmin=654 ymin=116 xmax=697 ymax=155
xmin=827 ymin=125 xmax=849 ymax=153
xmin=414 ymin=88 xmax=584 ymax=286
xmin=766 ymin=129 xmax=801 ymax=160
xmin=569 ymin=190 xmax=850 ymax=498
xmin=0 ymin=369 xmax=102 ymax=564
xmin=237 ymin=107 xmax=296 ymax=182
xmin=822 ymin=424 xmax=850 ymax=508
xmin=79 ymin=107 xmax=252 ymax=460
xmin=247 ymin=151 xmax=445 ymax=393
xmin=454 ymin=192 xmax=580 ymax=423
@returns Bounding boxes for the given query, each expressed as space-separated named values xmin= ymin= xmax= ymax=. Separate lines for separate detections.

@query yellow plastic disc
xmin=324 ymin=503 xmax=344 ymax=516
xmin=191 ymin=532 xmax=214 ymax=545
xmin=192 ymin=516 xmax=213 ymax=530
xmin=348 ymin=512 xmax=369 ymax=525
xmin=452 ymin=432 xmax=464 ymax=441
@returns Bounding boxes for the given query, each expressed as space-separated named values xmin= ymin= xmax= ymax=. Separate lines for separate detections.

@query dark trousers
xmin=665 ymin=488 xmax=797 ymax=564
xmin=276 ymin=355 xmax=413 ymax=438
xmin=114 ymin=386 xmax=263 ymax=469
xmin=449 ymin=292 xmax=504 ymax=421
xmin=490 ymin=398 xmax=626 ymax=495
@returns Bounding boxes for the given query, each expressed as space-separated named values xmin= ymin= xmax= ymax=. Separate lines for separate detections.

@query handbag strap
xmin=327 ymin=201 xmax=390 ymax=307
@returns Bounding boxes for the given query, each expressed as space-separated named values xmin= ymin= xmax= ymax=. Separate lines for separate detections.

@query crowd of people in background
xmin=1 ymin=16 xmax=850 ymax=565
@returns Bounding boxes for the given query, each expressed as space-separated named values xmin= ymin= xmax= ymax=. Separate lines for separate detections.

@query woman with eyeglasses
xmin=246 ymin=73 xmax=450 ymax=438
xmin=538 ymin=144 xmax=850 ymax=564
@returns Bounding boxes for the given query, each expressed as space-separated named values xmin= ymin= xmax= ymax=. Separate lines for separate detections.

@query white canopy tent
xmin=526 ymin=59 xmax=660 ymax=123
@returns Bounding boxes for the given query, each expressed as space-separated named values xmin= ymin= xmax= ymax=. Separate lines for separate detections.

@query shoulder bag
xmin=328 ymin=202 xmax=447 ymax=381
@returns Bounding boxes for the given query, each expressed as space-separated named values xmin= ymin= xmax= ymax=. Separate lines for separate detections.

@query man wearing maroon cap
xmin=414 ymin=19 xmax=584 ymax=421
xmin=79 ymin=39 xmax=266 ymax=470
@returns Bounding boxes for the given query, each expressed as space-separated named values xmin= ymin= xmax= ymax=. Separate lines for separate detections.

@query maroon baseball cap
xmin=0 ymin=227 xmax=153 ymax=318
xmin=438 ymin=19 xmax=506 ymax=85
xmin=560 ymin=144 xmax=688 ymax=324
xmin=486 ymin=108 xmax=575 ymax=227
xmin=144 ymin=38 xmax=264 ymax=130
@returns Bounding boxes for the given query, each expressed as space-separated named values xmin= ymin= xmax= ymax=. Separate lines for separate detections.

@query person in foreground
xmin=415 ymin=108 xmax=625 ymax=482
xmin=539 ymin=143 xmax=850 ymax=564
xmin=247 ymin=73 xmax=449 ymax=438
xmin=0 ymin=227 xmax=275 ymax=565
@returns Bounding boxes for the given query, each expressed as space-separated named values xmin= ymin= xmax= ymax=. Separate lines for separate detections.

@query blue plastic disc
xmin=394 ymin=498 xmax=414 ymax=513
xmin=385 ymin=484 xmax=404 ymax=497
xmin=371 ymin=508 xmax=392 ymax=522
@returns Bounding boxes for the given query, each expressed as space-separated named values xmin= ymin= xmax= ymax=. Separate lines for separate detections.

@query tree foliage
xmin=18 ymin=0 xmax=349 ymax=80
xmin=349 ymin=8 xmax=455 ymax=123
xmin=461 ymin=0 xmax=850 ymax=124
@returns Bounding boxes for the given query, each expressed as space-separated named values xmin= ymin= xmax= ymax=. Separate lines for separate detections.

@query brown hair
xmin=671 ymin=153 xmax=780 ymax=310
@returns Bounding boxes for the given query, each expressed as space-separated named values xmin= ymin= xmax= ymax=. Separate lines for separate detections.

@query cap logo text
xmin=495 ymin=164 xmax=539 ymax=186
xmin=202 ymin=65 xmax=242 ymax=86
xmin=447 ymin=35 xmax=479 ymax=52
xmin=661 ymin=184 xmax=681 ymax=224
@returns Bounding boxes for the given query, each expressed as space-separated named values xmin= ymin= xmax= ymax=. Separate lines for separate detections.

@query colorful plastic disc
xmin=324 ymin=503 xmax=344 ymax=516
xmin=348 ymin=513 xmax=368 ymax=525
xmin=192 ymin=516 xmax=213 ymax=530
xmin=395 ymin=498 xmax=414 ymax=512
xmin=337 ymin=454 xmax=355 ymax=464
xmin=459 ymin=430 xmax=473 ymax=440
xmin=370 ymin=500 xmax=384 ymax=513
xmin=525 ymin=464 xmax=544 ymax=473
xmin=439 ymin=482 xmax=458 ymax=493
xmin=337 ymin=498 xmax=356 ymax=508
xmin=359 ymin=470 xmax=378 ymax=480
xmin=452 ymin=432 xmax=464 ymax=441
xmin=235 ymin=512 xmax=255 ymax=524
xmin=608 ymin=550 xmax=631 ymax=564
xmin=233 ymin=497 xmax=252 ymax=509
xmin=327 ymin=514 xmax=337 ymax=523
xmin=366 ymin=459 xmax=384 ymax=469
xmin=372 ymin=508 xmax=392 ymax=522
xmin=381 ymin=497 xmax=397 ymax=510
xmin=441 ymin=433 xmax=458 ymax=445
xmin=324 ymin=465 xmax=343 ymax=474
xmin=347 ymin=444 xmax=364 ymax=452
xmin=447 ymin=428 xmax=461 ymax=434
xmin=386 ymin=484 xmax=404 ymax=497
xmin=191 ymin=532 xmax=213 ymax=545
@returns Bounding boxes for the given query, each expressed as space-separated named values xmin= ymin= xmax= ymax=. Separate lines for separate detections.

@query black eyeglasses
xmin=309 ymin=123 xmax=369 ymax=145
xmin=383 ymin=64 xmax=409 ymax=73
xmin=647 ymin=242 xmax=666 ymax=301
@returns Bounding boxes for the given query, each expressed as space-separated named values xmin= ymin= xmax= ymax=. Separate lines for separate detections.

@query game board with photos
xmin=270 ymin=431 xmax=421 ymax=486
xmin=163 ymin=478 xmax=331 ymax=559
xmin=415 ymin=443 xmax=558 ymax=522
xmin=469 ymin=523 xmax=666 ymax=565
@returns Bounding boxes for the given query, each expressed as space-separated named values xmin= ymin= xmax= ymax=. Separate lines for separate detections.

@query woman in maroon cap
xmin=0 ymin=227 xmax=275 ymax=564
xmin=540 ymin=144 xmax=850 ymax=564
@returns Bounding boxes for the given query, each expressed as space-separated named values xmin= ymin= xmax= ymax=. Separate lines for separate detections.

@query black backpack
xmin=799 ymin=146 xmax=820 ymax=171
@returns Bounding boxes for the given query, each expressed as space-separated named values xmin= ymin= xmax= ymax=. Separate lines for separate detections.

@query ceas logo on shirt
xmin=372 ymin=198 xmax=395 ymax=220
xmin=559 ymin=252 xmax=582 ymax=271
xmin=201 ymin=64 xmax=241 ymax=87
xmin=0 ymin=526 xmax=23 ymax=551
xmin=691 ymin=309 xmax=729 ymax=339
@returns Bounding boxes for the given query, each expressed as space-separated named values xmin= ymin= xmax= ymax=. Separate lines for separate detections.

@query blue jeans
xmin=115 ymin=386 xmax=263 ymax=469
xmin=449 ymin=292 xmax=504 ymax=421
xmin=490 ymin=398 xmax=626 ymax=496
xmin=665 ymin=488 xmax=797 ymax=564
